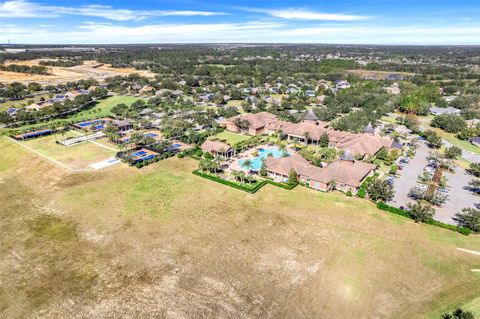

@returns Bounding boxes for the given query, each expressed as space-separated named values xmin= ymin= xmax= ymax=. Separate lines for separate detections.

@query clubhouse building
xmin=225 ymin=111 xmax=398 ymax=159
xmin=265 ymin=150 xmax=376 ymax=194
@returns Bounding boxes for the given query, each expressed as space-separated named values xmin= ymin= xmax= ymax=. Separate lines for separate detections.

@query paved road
xmin=390 ymin=140 xmax=430 ymax=209
xmin=442 ymin=139 xmax=480 ymax=163
xmin=418 ymin=116 xmax=480 ymax=163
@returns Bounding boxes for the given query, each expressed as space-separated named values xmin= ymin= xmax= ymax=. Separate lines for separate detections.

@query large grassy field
xmin=20 ymin=133 xmax=116 ymax=170
xmin=1 ymin=136 xmax=480 ymax=318
xmin=209 ymin=131 xmax=251 ymax=145
xmin=64 ymin=95 xmax=148 ymax=124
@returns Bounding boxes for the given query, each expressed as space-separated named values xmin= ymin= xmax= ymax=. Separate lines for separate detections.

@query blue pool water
xmin=132 ymin=150 xmax=147 ymax=157
xmin=173 ymin=143 xmax=183 ymax=148
xmin=239 ymin=147 xmax=287 ymax=171
xmin=145 ymin=133 xmax=158 ymax=137
xmin=77 ymin=119 xmax=104 ymax=128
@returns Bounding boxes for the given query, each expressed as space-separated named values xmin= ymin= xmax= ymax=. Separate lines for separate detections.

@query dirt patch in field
xmin=346 ymin=69 xmax=415 ymax=79
xmin=0 ymin=59 xmax=155 ymax=85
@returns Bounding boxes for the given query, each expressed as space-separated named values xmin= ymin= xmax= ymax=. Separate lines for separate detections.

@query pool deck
xmin=226 ymin=144 xmax=292 ymax=173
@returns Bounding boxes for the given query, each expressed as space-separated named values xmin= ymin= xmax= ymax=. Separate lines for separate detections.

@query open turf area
xmin=19 ymin=132 xmax=116 ymax=170
xmin=66 ymin=95 xmax=148 ymax=124
xmin=0 ymin=136 xmax=480 ymax=318
xmin=209 ymin=131 xmax=251 ymax=145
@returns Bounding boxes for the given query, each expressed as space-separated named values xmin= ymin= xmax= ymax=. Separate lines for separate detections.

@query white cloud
xmin=245 ymin=8 xmax=369 ymax=21
xmin=0 ymin=0 xmax=224 ymax=20
xmin=281 ymin=24 xmax=480 ymax=44
xmin=0 ymin=21 xmax=284 ymax=44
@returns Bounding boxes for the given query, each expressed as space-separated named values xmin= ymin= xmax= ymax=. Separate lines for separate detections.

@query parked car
xmin=386 ymin=176 xmax=395 ymax=185
xmin=437 ymin=187 xmax=449 ymax=194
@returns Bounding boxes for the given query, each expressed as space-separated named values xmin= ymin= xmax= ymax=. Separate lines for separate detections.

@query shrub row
xmin=192 ymin=170 xmax=267 ymax=194
xmin=265 ymin=179 xmax=297 ymax=190
xmin=376 ymin=202 xmax=471 ymax=235
xmin=424 ymin=219 xmax=472 ymax=236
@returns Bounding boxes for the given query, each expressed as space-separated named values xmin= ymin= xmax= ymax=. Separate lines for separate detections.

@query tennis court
xmin=130 ymin=148 xmax=158 ymax=164
xmin=13 ymin=129 xmax=55 ymax=140
xmin=73 ymin=118 xmax=111 ymax=130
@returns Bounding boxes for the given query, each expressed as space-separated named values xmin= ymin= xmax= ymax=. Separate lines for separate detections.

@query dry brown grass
xmin=1 ymin=136 xmax=480 ymax=319
xmin=0 ymin=59 xmax=155 ymax=85
xmin=346 ymin=69 xmax=415 ymax=79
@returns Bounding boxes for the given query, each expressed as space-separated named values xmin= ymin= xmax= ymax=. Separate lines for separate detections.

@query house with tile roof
xmin=201 ymin=140 xmax=235 ymax=159
xmin=265 ymin=151 xmax=376 ymax=194
xmin=224 ymin=112 xmax=280 ymax=135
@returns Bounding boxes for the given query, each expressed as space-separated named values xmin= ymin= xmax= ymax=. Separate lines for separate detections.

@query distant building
xmin=430 ymin=106 xmax=461 ymax=116
xmin=471 ymin=137 xmax=480 ymax=148
xmin=384 ymin=82 xmax=401 ymax=95
xmin=386 ymin=74 xmax=404 ymax=81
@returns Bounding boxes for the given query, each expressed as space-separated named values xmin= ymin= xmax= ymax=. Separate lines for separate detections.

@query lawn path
xmin=457 ymin=248 xmax=480 ymax=257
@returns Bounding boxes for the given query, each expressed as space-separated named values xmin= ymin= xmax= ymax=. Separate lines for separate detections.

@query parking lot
xmin=435 ymin=165 xmax=479 ymax=224
xmin=390 ymin=140 xmax=429 ymax=209
xmin=389 ymin=140 xmax=479 ymax=224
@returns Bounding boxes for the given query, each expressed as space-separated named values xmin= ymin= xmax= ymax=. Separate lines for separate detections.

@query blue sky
xmin=1 ymin=0 xmax=480 ymax=44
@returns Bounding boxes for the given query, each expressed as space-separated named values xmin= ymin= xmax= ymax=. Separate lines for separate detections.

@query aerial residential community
xmin=1 ymin=1 xmax=480 ymax=318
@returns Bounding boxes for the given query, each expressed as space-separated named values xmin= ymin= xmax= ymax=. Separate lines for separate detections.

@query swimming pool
xmin=239 ymin=146 xmax=287 ymax=171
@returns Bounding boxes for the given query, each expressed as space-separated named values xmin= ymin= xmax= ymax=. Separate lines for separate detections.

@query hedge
xmin=192 ymin=170 xmax=267 ymax=193
xmin=360 ymin=176 xmax=374 ymax=189
xmin=376 ymin=202 xmax=472 ymax=235
xmin=424 ymin=219 xmax=472 ymax=236
xmin=265 ymin=179 xmax=297 ymax=190
xmin=357 ymin=188 xmax=366 ymax=198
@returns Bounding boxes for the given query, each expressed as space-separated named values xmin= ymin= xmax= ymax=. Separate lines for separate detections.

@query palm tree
xmin=278 ymin=143 xmax=288 ymax=157
xmin=52 ymin=123 xmax=59 ymax=142
xmin=293 ymin=138 xmax=299 ymax=151
xmin=213 ymin=155 xmax=223 ymax=168
xmin=329 ymin=180 xmax=337 ymax=191
xmin=277 ymin=129 xmax=284 ymax=144
xmin=303 ymin=131 xmax=310 ymax=145
xmin=231 ymin=170 xmax=239 ymax=181
xmin=60 ymin=126 xmax=69 ymax=143
xmin=242 ymin=159 xmax=253 ymax=172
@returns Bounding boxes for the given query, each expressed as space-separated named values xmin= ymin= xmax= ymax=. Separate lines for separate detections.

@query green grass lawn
xmin=22 ymin=133 xmax=116 ymax=169
xmin=462 ymin=296 xmax=480 ymax=317
xmin=67 ymin=95 xmax=148 ymax=123
xmin=432 ymin=127 xmax=480 ymax=155
xmin=209 ymin=131 xmax=250 ymax=145
xmin=225 ymin=100 xmax=244 ymax=107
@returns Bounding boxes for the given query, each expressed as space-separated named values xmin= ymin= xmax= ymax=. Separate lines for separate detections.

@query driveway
xmin=390 ymin=140 xmax=430 ymax=208
xmin=435 ymin=165 xmax=479 ymax=224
